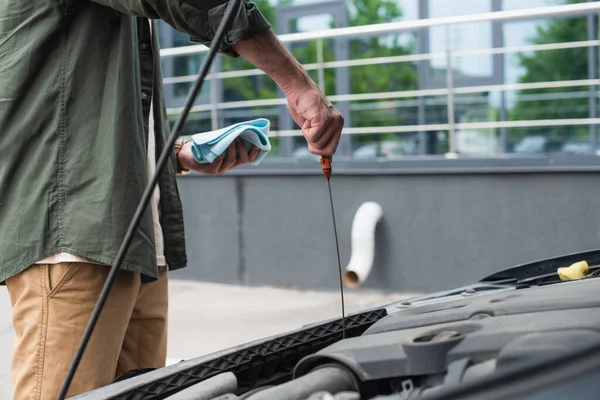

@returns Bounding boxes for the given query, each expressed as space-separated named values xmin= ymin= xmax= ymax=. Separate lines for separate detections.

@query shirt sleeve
xmin=87 ymin=0 xmax=272 ymax=57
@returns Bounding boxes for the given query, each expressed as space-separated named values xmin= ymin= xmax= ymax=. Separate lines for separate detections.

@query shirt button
xmin=141 ymin=42 xmax=149 ymax=51
xmin=141 ymin=92 xmax=149 ymax=100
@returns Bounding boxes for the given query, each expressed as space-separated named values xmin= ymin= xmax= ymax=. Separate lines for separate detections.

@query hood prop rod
xmin=56 ymin=2 xmax=243 ymax=398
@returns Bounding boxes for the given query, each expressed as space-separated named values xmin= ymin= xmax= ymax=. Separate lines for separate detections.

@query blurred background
xmin=160 ymin=0 xmax=600 ymax=159
xmin=159 ymin=0 xmax=600 ymax=294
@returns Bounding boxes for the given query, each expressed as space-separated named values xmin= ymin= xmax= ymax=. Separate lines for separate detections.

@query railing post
xmin=316 ymin=38 xmax=326 ymax=90
xmin=445 ymin=46 xmax=457 ymax=156
xmin=492 ymin=1 xmax=508 ymax=155
xmin=209 ymin=56 xmax=220 ymax=131
xmin=589 ymin=7 xmax=598 ymax=154
xmin=417 ymin=1 xmax=429 ymax=156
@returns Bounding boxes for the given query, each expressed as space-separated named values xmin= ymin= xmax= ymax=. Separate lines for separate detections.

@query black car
xmin=71 ymin=248 xmax=600 ymax=400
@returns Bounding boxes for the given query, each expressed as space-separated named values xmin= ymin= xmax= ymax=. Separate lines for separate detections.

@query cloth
xmin=189 ymin=118 xmax=272 ymax=165
xmin=0 ymin=2 xmax=271 ymax=284
xmin=5 ymin=262 xmax=169 ymax=400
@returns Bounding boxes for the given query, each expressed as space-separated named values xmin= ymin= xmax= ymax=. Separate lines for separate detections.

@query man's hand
xmin=177 ymin=138 xmax=260 ymax=175
xmin=232 ymin=30 xmax=344 ymax=157
xmin=284 ymin=80 xmax=344 ymax=156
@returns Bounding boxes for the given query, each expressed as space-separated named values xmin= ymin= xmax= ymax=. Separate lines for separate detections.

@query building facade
xmin=157 ymin=0 xmax=599 ymax=163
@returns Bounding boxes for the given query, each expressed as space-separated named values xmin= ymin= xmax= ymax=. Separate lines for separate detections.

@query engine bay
xmin=75 ymin=260 xmax=600 ymax=400
xmin=202 ymin=277 xmax=600 ymax=400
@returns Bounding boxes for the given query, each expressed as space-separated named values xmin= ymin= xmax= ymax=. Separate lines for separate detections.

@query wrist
xmin=174 ymin=138 xmax=192 ymax=175
xmin=278 ymin=65 xmax=315 ymax=97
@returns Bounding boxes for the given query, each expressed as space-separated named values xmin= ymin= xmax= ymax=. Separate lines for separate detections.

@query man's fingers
xmin=303 ymin=108 xmax=344 ymax=154
xmin=311 ymin=125 xmax=334 ymax=150
xmin=306 ymin=115 xmax=343 ymax=156
xmin=219 ymin=142 xmax=237 ymax=173
xmin=316 ymin=121 xmax=339 ymax=152
xmin=322 ymin=116 xmax=343 ymax=155
xmin=206 ymin=155 xmax=224 ymax=174
xmin=234 ymin=139 xmax=249 ymax=166
xmin=249 ymin=146 xmax=260 ymax=162
xmin=227 ymin=141 xmax=237 ymax=163
xmin=312 ymin=109 xmax=342 ymax=150
xmin=301 ymin=118 xmax=327 ymax=150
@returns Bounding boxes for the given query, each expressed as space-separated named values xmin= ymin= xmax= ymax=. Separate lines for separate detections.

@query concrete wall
xmin=170 ymin=170 xmax=600 ymax=293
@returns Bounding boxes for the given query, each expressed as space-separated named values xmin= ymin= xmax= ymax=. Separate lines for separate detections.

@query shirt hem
xmin=0 ymin=248 xmax=184 ymax=286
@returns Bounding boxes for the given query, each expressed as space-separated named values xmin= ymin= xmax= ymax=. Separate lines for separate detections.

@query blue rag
xmin=189 ymin=118 xmax=271 ymax=166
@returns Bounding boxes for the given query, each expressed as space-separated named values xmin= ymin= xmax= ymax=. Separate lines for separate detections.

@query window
xmin=427 ymin=0 xmax=495 ymax=81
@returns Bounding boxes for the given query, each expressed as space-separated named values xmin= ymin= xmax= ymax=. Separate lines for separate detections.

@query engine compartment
xmin=236 ymin=278 xmax=600 ymax=400
xmin=75 ymin=265 xmax=600 ymax=400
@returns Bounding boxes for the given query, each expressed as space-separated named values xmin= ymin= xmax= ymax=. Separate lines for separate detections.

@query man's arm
xmin=87 ymin=0 xmax=343 ymax=169
xmin=178 ymin=29 xmax=343 ymax=173
xmin=177 ymin=29 xmax=344 ymax=174
xmin=232 ymin=30 xmax=343 ymax=156
xmin=87 ymin=0 xmax=272 ymax=57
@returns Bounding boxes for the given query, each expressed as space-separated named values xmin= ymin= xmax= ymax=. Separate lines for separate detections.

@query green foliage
xmin=346 ymin=0 xmax=418 ymax=95
xmin=510 ymin=0 xmax=590 ymax=139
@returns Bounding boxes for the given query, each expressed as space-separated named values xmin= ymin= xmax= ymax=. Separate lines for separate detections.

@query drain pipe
xmin=342 ymin=202 xmax=383 ymax=288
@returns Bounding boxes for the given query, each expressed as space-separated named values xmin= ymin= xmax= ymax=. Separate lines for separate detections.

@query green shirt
xmin=0 ymin=0 xmax=271 ymax=283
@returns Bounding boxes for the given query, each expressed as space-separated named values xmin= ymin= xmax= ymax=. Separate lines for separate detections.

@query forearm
xmin=231 ymin=29 xmax=342 ymax=157
xmin=232 ymin=30 xmax=315 ymax=93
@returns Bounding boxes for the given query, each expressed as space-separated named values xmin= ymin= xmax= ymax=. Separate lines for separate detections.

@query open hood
xmin=72 ymin=249 xmax=600 ymax=400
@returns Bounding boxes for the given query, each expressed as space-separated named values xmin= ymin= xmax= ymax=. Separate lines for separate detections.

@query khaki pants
xmin=5 ymin=262 xmax=168 ymax=400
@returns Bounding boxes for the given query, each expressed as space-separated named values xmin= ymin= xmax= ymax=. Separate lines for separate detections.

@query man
xmin=0 ymin=0 xmax=343 ymax=399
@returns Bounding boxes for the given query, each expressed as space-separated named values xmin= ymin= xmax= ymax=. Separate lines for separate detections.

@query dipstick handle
xmin=320 ymin=156 xmax=332 ymax=181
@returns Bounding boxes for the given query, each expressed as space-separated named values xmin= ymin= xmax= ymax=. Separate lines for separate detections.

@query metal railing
xmin=159 ymin=1 xmax=600 ymax=157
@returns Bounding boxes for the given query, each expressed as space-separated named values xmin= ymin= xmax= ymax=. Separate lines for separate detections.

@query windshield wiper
xmin=479 ymin=248 xmax=600 ymax=286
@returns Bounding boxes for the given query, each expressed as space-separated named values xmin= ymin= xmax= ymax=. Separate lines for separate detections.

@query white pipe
xmin=343 ymin=202 xmax=384 ymax=288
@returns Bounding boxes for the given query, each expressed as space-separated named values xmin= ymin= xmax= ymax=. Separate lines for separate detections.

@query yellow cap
xmin=557 ymin=260 xmax=590 ymax=281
